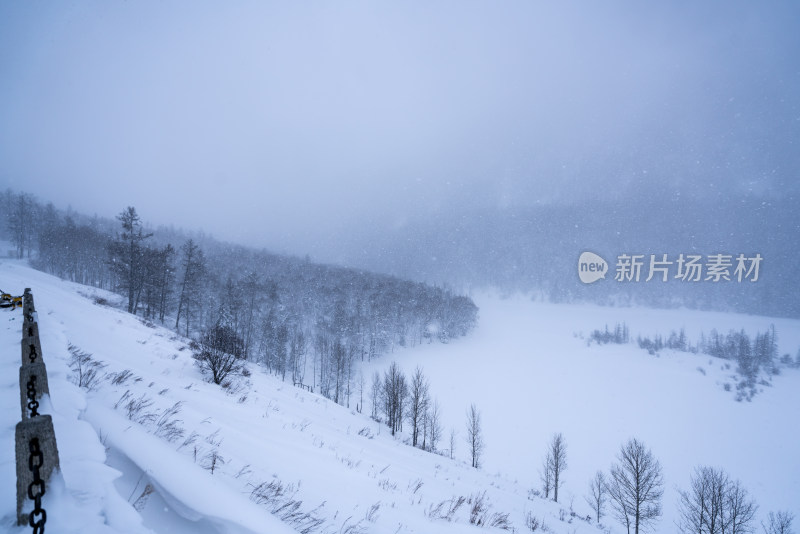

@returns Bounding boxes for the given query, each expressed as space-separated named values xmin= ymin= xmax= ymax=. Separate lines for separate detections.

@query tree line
xmin=590 ymin=321 xmax=791 ymax=379
xmin=590 ymin=321 xmax=799 ymax=401
xmin=369 ymin=363 xmax=485 ymax=471
xmin=1 ymin=191 xmax=478 ymax=410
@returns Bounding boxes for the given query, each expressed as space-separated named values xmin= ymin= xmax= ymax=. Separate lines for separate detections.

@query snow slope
xmin=1 ymin=259 xmax=552 ymax=534
xmin=1 ymin=260 xmax=294 ymax=534
xmin=2 ymin=258 xmax=798 ymax=533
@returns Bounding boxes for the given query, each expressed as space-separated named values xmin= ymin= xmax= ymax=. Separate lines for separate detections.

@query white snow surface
xmin=1 ymin=258 xmax=798 ymax=533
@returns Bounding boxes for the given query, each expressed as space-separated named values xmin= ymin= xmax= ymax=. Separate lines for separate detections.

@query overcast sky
xmin=1 ymin=1 xmax=798 ymax=254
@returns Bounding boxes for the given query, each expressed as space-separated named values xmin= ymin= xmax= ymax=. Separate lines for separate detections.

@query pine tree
xmin=175 ymin=239 xmax=206 ymax=336
xmin=109 ymin=207 xmax=152 ymax=314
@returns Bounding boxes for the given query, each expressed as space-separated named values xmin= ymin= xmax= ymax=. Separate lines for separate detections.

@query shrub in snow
xmin=153 ymin=401 xmax=185 ymax=443
xmin=249 ymin=479 xmax=325 ymax=533
xmin=524 ymin=512 xmax=547 ymax=532
xmin=203 ymin=449 xmax=225 ymax=474
xmin=67 ymin=343 xmax=106 ymax=391
xmin=193 ymin=323 xmax=246 ymax=385
xmin=426 ymin=496 xmax=466 ymax=522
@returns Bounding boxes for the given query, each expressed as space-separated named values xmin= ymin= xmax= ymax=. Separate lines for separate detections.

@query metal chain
xmin=24 ymin=293 xmax=47 ymax=532
xmin=27 ymin=438 xmax=46 ymax=533
xmin=26 ymin=376 xmax=40 ymax=417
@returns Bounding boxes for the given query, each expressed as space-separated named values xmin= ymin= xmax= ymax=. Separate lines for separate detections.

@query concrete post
xmin=15 ymin=415 xmax=60 ymax=525
xmin=23 ymin=288 xmax=37 ymax=329
xmin=23 ymin=288 xmax=34 ymax=310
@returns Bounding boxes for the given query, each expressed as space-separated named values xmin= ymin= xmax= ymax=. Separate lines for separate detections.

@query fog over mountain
xmin=325 ymin=196 xmax=800 ymax=317
xmin=1 ymin=1 xmax=798 ymax=311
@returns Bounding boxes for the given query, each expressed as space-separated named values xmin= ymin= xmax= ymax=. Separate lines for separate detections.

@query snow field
xmin=366 ymin=294 xmax=800 ymax=530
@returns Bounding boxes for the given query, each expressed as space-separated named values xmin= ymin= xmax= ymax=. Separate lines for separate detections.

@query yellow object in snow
xmin=0 ymin=292 xmax=23 ymax=309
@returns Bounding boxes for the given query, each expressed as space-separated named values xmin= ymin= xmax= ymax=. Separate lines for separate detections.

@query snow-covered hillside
xmin=2 ymin=258 xmax=798 ymax=533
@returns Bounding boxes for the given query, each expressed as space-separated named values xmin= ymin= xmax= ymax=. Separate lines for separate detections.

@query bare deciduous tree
xmin=7 ymin=192 xmax=35 ymax=259
xmin=725 ymin=476 xmax=758 ymax=534
xmin=382 ymin=362 xmax=407 ymax=435
xmin=585 ymin=470 xmax=607 ymax=524
xmin=543 ymin=433 xmax=567 ymax=502
xmin=608 ymin=438 xmax=664 ymax=534
xmin=426 ymin=398 xmax=443 ymax=453
xmin=408 ymin=366 xmax=430 ymax=447
xmin=466 ymin=403 xmax=484 ymax=469
xmin=239 ymin=271 xmax=263 ymax=359
xmin=679 ymin=466 xmax=717 ymax=534
xmin=370 ymin=371 xmax=381 ymax=420
xmin=356 ymin=370 xmax=365 ymax=413
xmin=541 ymin=452 xmax=553 ymax=499
xmin=678 ymin=466 xmax=757 ymax=534
xmin=763 ymin=511 xmax=795 ymax=534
